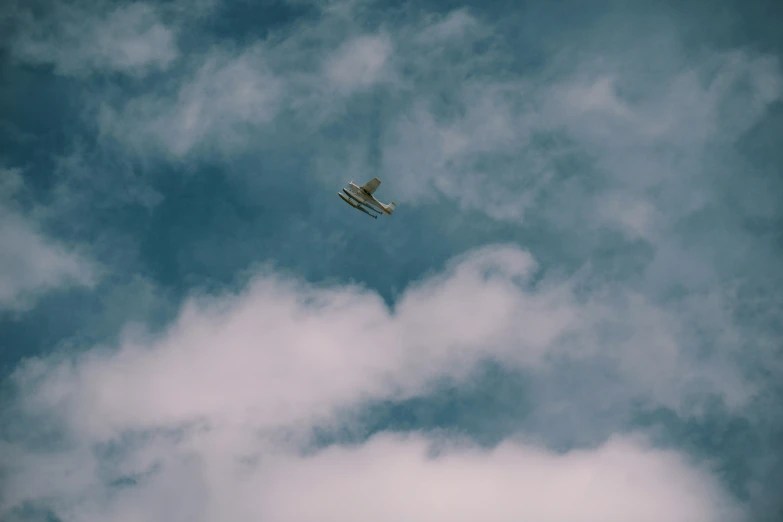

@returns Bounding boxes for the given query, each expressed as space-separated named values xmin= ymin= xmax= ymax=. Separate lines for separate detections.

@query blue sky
xmin=1 ymin=0 xmax=781 ymax=520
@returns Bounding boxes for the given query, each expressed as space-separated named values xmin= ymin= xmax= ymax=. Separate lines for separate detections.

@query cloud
xmin=9 ymin=1 xmax=179 ymax=77
xmin=4 ymin=432 xmax=741 ymax=522
xmin=593 ymin=191 xmax=661 ymax=240
xmin=95 ymin=5 xmax=399 ymax=159
xmin=7 ymin=244 xmax=752 ymax=443
xmin=414 ymin=8 xmax=481 ymax=43
xmin=8 ymin=245 xmax=568 ymax=439
xmin=324 ymin=33 xmax=395 ymax=94
xmin=258 ymin=433 xmax=741 ymax=522
xmin=0 ymin=167 xmax=24 ymax=196
xmin=0 ymin=169 xmax=96 ymax=312
xmin=99 ymin=44 xmax=285 ymax=158
xmin=0 ymin=212 xmax=94 ymax=311
xmin=1 ymin=244 xmax=752 ymax=520
xmin=379 ymin=82 xmax=547 ymax=220
xmin=381 ymin=48 xmax=782 ymax=229
xmin=85 ymin=1 xmax=782 ymax=235
xmin=1 ymin=1 xmax=780 ymax=519
xmin=28 ymin=1 xmax=781 ymax=239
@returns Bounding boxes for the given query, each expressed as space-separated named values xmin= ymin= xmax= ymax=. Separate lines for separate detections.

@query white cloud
xmin=2 ymin=244 xmax=748 ymax=521
xmin=99 ymin=45 xmax=285 ymax=158
xmin=593 ymin=190 xmax=662 ymax=240
xmin=7 ymin=243 xmax=751 ymax=441
xmin=10 ymin=1 xmax=179 ymax=77
xmin=0 ymin=171 xmax=97 ymax=311
xmin=95 ymin=6 xmax=399 ymax=159
xmin=559 ymin=76 xmax=635 ymax=120
xmin=9 ymin=245 xmax=571 ymax=440
xmin=4 ymin=431 xmax=741 ymax=522
xmin=548 ymin=52 xmax=783 ymax=152
xmin=415 ymin=8 xmax=481 ymax=43
xmin=378 ymin=48 xmax=783 ymax=230
xmin=46 ymin=1 xmax=781 ymax=235
xmin=257 ymin=433 xmax=741 ymax=522
xmin=1 ymin=3 xmax=777 ymax=519
xmin=0 ymin=211 xmax=95 ymax=312
xmin=324 ymin=33 xmax=395 ymax=94
xmin=379 ymin=83 xmax=547 ymax=220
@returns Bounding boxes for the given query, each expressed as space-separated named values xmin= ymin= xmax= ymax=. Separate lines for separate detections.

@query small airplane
xmin=338 ymin=177 xmax=396 ymax=219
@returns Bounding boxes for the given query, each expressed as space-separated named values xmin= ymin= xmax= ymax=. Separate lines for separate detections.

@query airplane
xmin=338 ymin=177 xmax=396 ymax=219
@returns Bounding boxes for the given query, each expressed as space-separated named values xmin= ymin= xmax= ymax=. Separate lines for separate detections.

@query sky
xmin=0 ymin=0 xmax=782 ymax=520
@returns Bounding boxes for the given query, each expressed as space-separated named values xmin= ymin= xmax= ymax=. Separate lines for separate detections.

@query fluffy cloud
xmin=9 ymin=246 xmax=567 ymax=439
xmin=9 ymin=1 xmax=179 ymax=77
xmin=257 ymin=433 xmax=741 ymax=522
xmin=5 ymin=433 xmax=741 ymax=522
xmin=1 ymin=244 xmax=749 ymax=520
xmin=8 ymin=245 xmax=751 ymax=438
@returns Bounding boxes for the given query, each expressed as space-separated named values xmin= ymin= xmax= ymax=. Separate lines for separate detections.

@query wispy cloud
xmin=0 ymin=169 xmax=96 ymax=312
xmin=99 ymin=44 xmax=285 ymax=158
xmin=8 ymin=1 xmax=179 ymax=77
xmin=83 ymin=2 xmax=782 ymax=236
xmin=94 ymin=5 xmax=400 ymax=160
xmin=324 ymin=33 xmax=395 ymax=95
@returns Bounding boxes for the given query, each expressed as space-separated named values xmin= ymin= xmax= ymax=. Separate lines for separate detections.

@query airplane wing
xmin=361 ymin=177 xmax=382 ymax=195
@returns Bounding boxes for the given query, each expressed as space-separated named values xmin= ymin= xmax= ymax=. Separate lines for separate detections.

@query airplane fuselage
xmin=337 ymin=177 xmax=396 ymax=219
xmin=346 ymin=182 xmax=390 ymax=214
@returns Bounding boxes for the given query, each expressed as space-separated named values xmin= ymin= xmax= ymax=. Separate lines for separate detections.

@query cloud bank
xmin=2 ymin=245 xmax=744 ymax=521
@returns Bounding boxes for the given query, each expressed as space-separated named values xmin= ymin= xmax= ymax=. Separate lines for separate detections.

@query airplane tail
xmin=385 ymin=201 xmax=396 ymax=214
